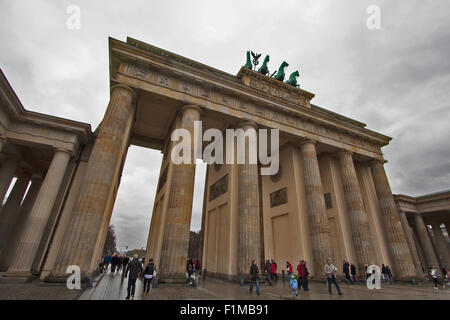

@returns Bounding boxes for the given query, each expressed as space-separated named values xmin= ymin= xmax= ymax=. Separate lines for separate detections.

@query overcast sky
xmin=1 ymin=0 xmax=449 ymax=250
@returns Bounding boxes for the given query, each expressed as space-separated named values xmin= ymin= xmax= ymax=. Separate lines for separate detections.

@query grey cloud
xmin=1 ymin=0 xmax=448 ymax=248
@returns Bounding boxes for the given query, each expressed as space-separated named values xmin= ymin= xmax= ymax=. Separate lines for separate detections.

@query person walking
xmin=385 ymin=265 xmax=393 ymax=284
xmin=122 ymin=255 xmax=129 ymax=272
xmin=249 ymin=260 xmax=260 ymax=295
xmin=124 ymin=254 xmax=143 ymax=300
xmin=302 ymin=260 xmax=310 ymax=291
xmin=265 ymin=260 xmax=273 ymax=286
xmin=186 ymin=259 xmax=194 ymax=278
xmin=430 ymin=266 xmax=445 ymax=290
xmin=297 ymin=260 xmax=305 ymax=291
xmin=324 ymin=258 xmax=343 ymax=296
xmin=343 ymin=260 xmax=353 ymax=284
xmin=142 ymin=258 xmax=156 ymax=296
xmin=350 ymin=263 xmax=358 ymax=283
xmin=194 ymin=259 xmax=202 ymax=275
xmin=104 ymin=254 xmax=112 ymax=272
xmin=270 ymin=259 xmax=278 ymax=282
xmin=289 ymin=274 xmax=298 ymax=299
xmin=286 ymin=261 xmax=293 ymax=276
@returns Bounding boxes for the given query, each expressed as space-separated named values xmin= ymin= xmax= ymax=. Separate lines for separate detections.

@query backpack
xmin=146 ymin=263 xmax=154 ymax=275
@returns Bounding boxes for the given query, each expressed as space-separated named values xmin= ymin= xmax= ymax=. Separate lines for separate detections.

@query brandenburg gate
xmin=0 ymin=37 xmax=446 ymax=284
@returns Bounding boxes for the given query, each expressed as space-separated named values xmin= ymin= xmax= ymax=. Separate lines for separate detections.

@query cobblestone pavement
xmin=79 ymin=271 xmax=450 ymax=300
xmin=0 ymin=273 xmax=82 ymax=300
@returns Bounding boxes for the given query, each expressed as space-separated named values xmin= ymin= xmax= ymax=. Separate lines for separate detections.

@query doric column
xmin=431 ymin=221 xmax=450 ymax=271
xmin=336 ymin=151 xmax=375 ymax=276
xmin=0 ymin=158 xmax=17 ymax=205
xmin=369 ymin=160 xmax=417 ymax=280
xmin=398 ymin=210 xmax=425 ymax=278
xmin=299 ymin=139 xmax=331 ymax=277
xmin=49 ymin=84 xmax=136 ymax=279
xmin=159 ymin=105 xmax=201 ymax=281
xmin=4 ymin=149 xmax=71 ymax=280
xmin=0 ymin=174 xmax=42 ymax=271
xmin=236 ymin=121 xmax=261 ymax=278
xmin=0 ymin=169 xmax=31 ymax=254
xmin=413 ymin=213 xmax=442 ymax=277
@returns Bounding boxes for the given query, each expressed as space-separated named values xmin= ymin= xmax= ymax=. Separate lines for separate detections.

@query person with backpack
xmin=124 ymin=254 xmax=143 ymax=300
xmin=249 ymin=260 xmax=260 ymax=296
xmin=289 ymin=274 xmax=298 ymax=299
xmin=430 ymin=266 xmax=445 ymax=290
xmin=142 ymin=258 xmax=156 ymax=296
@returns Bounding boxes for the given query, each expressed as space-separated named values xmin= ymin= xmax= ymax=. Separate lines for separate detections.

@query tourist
xmin=249 ymin=259 xmax=260 ymax=296
xmin=194 ymin=259 xmax=202 ymax=275
xmin=430 ymin=266 xmax=445 ymax=290
xmin=286 ymin=261 xmax=293 ymax=276
xmin=297 ymin=260 xmax=305 ymax=291
xmin=186 ymin=259 xmax=194 ymax=277
xmin=343 ymin=260 xmax=353 ymax=284
xmin=122 ymin=255 xmax=129 ymax=272
xmin=289 ymin=274 xmax=298 ymax=299
xmin=265 ymin=260 xmax=273 ymax=286
xmin=350 ymin=263 xmax=358 ymax=283
xmin=381 ymin=264 xmax=388 ymax=282
xmin=124 ymin=254 xmax=143 ymax=300
xmin=364 ymin=264 xmax=371 ymax=280
xmin=270 ymin=259 xmax=278 ymax=281
xmin=142 ymin=258 xmax=156 ymax=296
xmin=301 ymin=260 xmax=310 ymax=291
xmin=385 ymin=265 xmax=393 ymax=284
xmin=104 ymin=254 xmax=112 ymax=272
xmin=324 ymin=258 xmax=343 ymax=295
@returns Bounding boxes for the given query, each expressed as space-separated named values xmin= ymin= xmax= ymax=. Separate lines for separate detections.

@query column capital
xmin=299 ymin=138 xmax=317 ymax=147
xmin=54 ymin=148 xmax=74 ymax=158
xmin=110 ymin=84 xmax=137 ymax=103
xmin=180 ymin=104 xmax=202 ymax=116
xmin=335 ymin=149 xmax=353 ymax=158
xmin=236 ymin=120 xmax=257 ymax=131
xmin=368 ymin=158 xmax=388 ymax=166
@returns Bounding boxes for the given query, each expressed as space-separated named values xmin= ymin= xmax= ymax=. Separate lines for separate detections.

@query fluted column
xmin=0 ymin=175 xmax=42 ymax=271
xmin=413 ymin=213 xmax=442 ymax=277
xmin=337 ymin=151 xmax=375 ymax=276
xmin=236 ymin=121 xmax=261 ymax=277
xmin=159 ymin=105 xmax=201 ymax=281
xmin=0 ymin=158 xmax=17 ymax=205
xmin=431 ymin=221 xmax=450 ymax=271
xmin=4 ymin=149 xmax=71 ymax=280
xmin=0 ymin=170 xmax=31 ymax=254
xmin=370 ymin=160 xmax=416 ymax=280
xmin=300 ymin=140 xmax=332 ymax=277
xmin=49 ymin=84 xmax=136 ymax=279
xmin=398 ymin=210 xmax=425 ymax=278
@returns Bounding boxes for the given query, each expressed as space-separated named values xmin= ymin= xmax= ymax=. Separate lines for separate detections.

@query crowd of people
xmin=99 ymin=251 xmax=448 ymax=299
xmin=250 ymin=257 xmax=449 ymax=298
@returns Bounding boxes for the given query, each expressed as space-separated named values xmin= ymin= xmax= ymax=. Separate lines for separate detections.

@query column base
xmin=159 ymin=273 xmax=190 ymax=284
xmin=0 ymin=271 xmax=36 ymax=283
